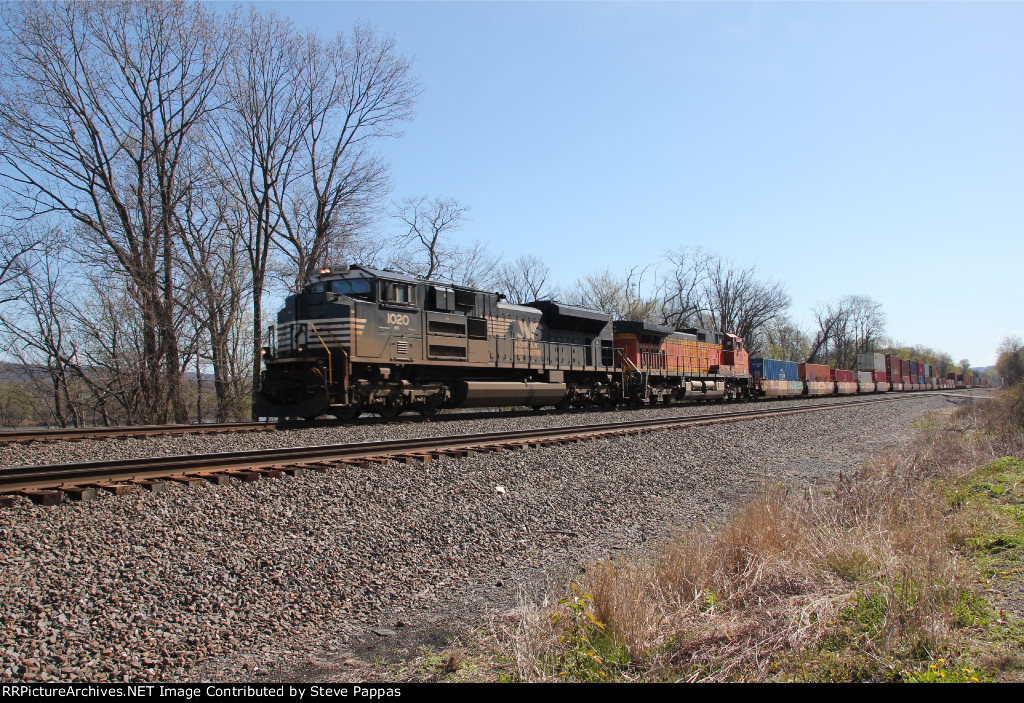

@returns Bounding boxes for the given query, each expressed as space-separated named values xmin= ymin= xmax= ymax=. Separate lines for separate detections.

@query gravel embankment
xmin=0 ymin=394 xmax=969 ymax=682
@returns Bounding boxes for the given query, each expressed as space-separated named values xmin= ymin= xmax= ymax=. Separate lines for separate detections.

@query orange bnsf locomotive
xmin=255 ymin=264 xmax=947 ymax=420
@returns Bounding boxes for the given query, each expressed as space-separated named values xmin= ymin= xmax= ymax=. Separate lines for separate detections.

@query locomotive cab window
xmin=380 ymin=281 xmax=415 ymax=305
xmin=331 ymin=278 xmax=373 ymax=300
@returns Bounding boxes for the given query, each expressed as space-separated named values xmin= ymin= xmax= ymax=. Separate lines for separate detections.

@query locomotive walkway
xmin=0 ymin=393 xmax=958 ymax=506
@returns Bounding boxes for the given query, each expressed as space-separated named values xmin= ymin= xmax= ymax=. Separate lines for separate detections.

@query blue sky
xmin=264 ymin=1 xmax=1022 ymax=366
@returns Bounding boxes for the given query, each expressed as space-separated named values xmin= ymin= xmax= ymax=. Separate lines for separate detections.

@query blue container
xmin=909 ymin=361 xmax=919 ymax=376
xmin=749 ymin=357 xmax=799 ymax=382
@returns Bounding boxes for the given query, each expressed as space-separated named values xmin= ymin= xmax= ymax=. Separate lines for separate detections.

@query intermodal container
xmin=857 ymin=371 xmax=873 ymax=384
xmin=886 ymin=355 xmax=902 ymax=377
xmin=870 ymin=370 xmax=888 ymax=383
xmin=797 ymin=363 xmax=831 ymax=382
xmin=901 ymin=360 xmax=911 ymax=378
xmin=857 ymin=353 xmax=886 ymax=372
xmin=749 ymin=358 xmax=799 ymax=382
xmin=831 ymin=369 xmax=856 ymax=383
xmin=909 ymin=361 xmax=919 ymax=377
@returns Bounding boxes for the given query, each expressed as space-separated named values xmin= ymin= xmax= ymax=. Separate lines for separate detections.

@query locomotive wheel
xmin=334 ymin=406 xmax=362 ymax=421
xmin=376 ymin=405 xmax=402 ymax=418
xmin=417 ymin=403 xmax=439 ymax=418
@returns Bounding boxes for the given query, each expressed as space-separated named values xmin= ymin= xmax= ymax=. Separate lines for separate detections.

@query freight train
xmin=255 ymin=265 xmax=978 ymax=420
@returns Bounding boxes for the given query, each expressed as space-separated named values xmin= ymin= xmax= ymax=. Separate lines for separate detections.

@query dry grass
xmin=511 ymin=392 xmax=1024 ymax=682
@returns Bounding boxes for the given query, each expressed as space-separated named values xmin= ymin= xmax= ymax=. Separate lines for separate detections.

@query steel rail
xmin=0 ymin=394 xmax=931 ymax=501
xmin=0 ymin=421 xmax=276 ymax=445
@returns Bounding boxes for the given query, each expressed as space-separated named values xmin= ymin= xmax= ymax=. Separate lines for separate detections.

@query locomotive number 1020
xmin=386 ymin=312 xmax=411 ymax=326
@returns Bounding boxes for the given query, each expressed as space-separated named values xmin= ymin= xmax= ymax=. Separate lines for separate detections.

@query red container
xmin=885 ymin=355 xmax=902 ymax=377
xmin=871 ymin=370 xmax=888 ymax=383
xmin=901 ymin=360 xmax=911 ymax=377
xmin=831 ymin=369 xmax=855 ymax=383
xmin=798 ymin=363 xmax=831 ymax=381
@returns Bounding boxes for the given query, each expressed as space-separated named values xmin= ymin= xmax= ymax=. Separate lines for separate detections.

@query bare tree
xmin=446 ymin=239 xmax=501 ymax=290
xmin=215 ymin=7 xmax=308 ymax=411
xmin=657 ymin=248 xmax=711 ymax=330
xmin=175 ymin=159 xmax=254 ymax=421
xmin=390 ymin=196 xmax=470 ymax=280
xmin=0 ymin=0 xmax=232 ymax=423
xmin=0 ymin=235 xmax=83 ymax=427
xmin=570 ymin=266 xmax=657 ymax=321
xmin=277 ymin=23 xmax=417 ymax=291
xmin=996 ymin=335 xmax=1023 ymax=387
xmin=656 ymin=248 xmax=790 ymax=349
xmin=934 ymin=351 xmax=955 ymax=378
xmin=698 ymin=256 xmax=791 ymax=348
xmin=496 ymin=254 xmax=558 ymax=303
xmin=808 ymin=295 xmax=886 ymax=367
xmin=0 ymin=223 xmax=40 ymax=304
xmin=761 ymin=317 xmax=812 ymax=362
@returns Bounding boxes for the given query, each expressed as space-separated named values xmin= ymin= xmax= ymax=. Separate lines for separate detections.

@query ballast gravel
xmin=0 ymin=393 xmax=965 ymax=469
xmin=0 ymin=393 xmax=973 ymax=682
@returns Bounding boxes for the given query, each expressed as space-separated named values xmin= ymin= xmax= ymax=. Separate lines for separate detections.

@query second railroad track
xmin=0 ymin=394 xmax=945 ymax=507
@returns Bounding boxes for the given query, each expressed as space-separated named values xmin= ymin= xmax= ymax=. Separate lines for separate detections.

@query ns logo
xmin=515 ymin=320 xmax=539 ymax=338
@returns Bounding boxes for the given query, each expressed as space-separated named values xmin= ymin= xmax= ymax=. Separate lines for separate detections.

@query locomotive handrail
xmin=308 ymin=323 xmax=333 ymax=387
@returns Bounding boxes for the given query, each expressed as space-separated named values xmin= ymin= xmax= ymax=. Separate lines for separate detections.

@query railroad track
xmin=0 ymin=388 xmax=977 ymax=446
xmin=0 ymin=394 xmax=941 ymax=507
xmin=0 ymin=421 xmax=276 ymax=445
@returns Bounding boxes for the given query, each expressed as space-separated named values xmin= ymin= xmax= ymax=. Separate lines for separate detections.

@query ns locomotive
xmin=255 ymin=265 xmax=754 ymax=420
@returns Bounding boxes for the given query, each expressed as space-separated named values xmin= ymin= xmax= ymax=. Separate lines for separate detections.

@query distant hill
xmin=0 ymin=361 xmax=215 ymax=382
xmin=0 ymin=361 xmax=44 ymax=383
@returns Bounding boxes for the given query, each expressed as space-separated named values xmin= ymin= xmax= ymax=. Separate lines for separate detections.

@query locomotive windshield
xmin=302 ymin=275 xmax=374 ymax=300
xmin=331 ymin=278 xmax=373 ymax=299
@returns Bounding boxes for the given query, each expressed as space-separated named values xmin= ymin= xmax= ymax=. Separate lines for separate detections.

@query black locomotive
xmin=256 ymin=265 xmax=625 ymax=419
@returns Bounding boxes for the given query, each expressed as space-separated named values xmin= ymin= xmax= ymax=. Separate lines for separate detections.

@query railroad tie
xmin=91 ymin=482 xmax=134 ymax=495
xmin=192 ymin=472 xmax=231 ymax=485
xmin=225 ymin=470 xmax=262 ymax=482
xmin=168 ymin=475 xmax=205 ymax=488
xmin=289 ymin=462 xmax=330 ymax=472
xmin=394 ymin=453 xmax=432 ymax=464
xmin=58 ymin=485 xmax=97 ymax=502
xmin=130 ymin=479 xmax=168 ymax=493
xmin=19 ymin=489 xmax=64 ymax=506
xmin=334 ymin=459 xmax=370 ymax=469
xmin=436 ymin=449 xmax=469 ymax=458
